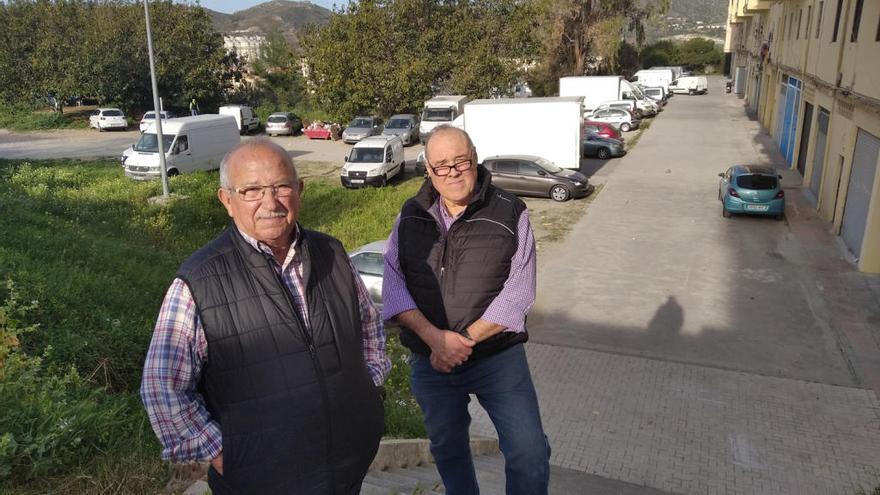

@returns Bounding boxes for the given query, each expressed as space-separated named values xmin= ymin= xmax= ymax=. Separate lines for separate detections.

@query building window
xmin=817 ymin=1 xmax=824 ymax=38
xmin=807 ymin=5 xmax=813 ymax=40
xmin=832 ymin=0 xmax=843 ymax=42
xmin=797 ymin=9 xmax=802 ymax=40
xmin=850 ymin=0 xmax=864 ymax=42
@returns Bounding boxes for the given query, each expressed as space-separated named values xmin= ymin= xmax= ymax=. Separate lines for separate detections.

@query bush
xmin=0 ymin=280 xmax=131 ymax=481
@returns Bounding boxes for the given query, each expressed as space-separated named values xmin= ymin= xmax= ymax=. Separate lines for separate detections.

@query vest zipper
xmin=266 ymin=258 xmax=336 ymax=493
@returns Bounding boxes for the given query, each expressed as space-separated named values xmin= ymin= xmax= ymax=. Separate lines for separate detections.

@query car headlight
xmin=572 ymin=181 xmax=584 ymax=186
xmin=367 ymin=168 xmax=382 ymax=177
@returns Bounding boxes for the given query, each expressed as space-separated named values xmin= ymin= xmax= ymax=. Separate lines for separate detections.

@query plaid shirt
xmin=140 ymin=228 xmax=390 ymax=463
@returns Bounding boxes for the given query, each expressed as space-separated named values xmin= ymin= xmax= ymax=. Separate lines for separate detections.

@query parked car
xmin=584 ymin=120 xmax=623 ymax=142
xmin=265 ymin=112 xmax=303 ymax=136
xmin=582 ymin=132 xmax=625 ymax=160
xmin=89 ymin=108 xmax=127 ymax=131
xmin=139 ymin=110 xmax=175 ymax=132
xmin=218 ymin=104 xmax=260 ymax=134
xmin=382 ymin=114 xmax=419 ymax=145
xmin=586 ymin=107 xmax=640 ymax=132
xmin=342 ymin=116 xmax=383 ymax=144
xmin=341 ymin=135 xmax=405 ymax=188
xmin=591 ymin=100 xmax=642 ymax=119
xmin=640 ymin=87 xmax=668 ymax=106
xmin=718 ymin=165 xmax=785 ymax=219
xmin=348 ymin=240 xmax=386 ymax=311
xmin=482 ymin=155 xmax=593 ymax=202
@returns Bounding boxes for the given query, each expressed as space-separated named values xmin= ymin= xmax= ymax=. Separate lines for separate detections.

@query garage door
xmin=807 ymin=107 xmax=830 ymax=208
xmin=841 ymin=129 xmax=880 ymax=258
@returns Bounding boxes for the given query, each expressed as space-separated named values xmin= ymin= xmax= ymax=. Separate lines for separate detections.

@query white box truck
xmin=463 ymin=97 xmax=584 ymax=170
xmin=122 ymin=115 xmax=240 ymax=180
xmin=631 ymin=69 xmax=674 ymax=92
xmin=419 ymin=95 xmax=469 ymax=143
xmin=559 ymin=76 xmax=645 ymax=112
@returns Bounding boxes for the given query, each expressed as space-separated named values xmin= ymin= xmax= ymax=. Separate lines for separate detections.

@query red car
xmin=584 ymin=120 xmax=624 ymax=142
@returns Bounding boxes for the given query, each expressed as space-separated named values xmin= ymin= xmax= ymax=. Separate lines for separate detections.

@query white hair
xmin=219 ymin=138 xmax=298 ymax=188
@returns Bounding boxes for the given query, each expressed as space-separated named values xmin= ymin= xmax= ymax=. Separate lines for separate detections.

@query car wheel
xmin=379 ymin=174 xmax=387 ymax=187
xmin=620 ymin=122 xmax=631 ymax=132
xmin=550 ymin=185 xmax=570 ymax=202
xmin=722 ymin=204 xmax=731 ymax=218
xmin=167 ymin=168 xmax=179 ymax=177
xmin=597 ymin=147 xmax=611 ymax=160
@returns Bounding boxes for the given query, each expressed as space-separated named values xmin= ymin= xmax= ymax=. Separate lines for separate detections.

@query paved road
xmin=468 ymin=77 xmax=880 ymax=494
xmin=0 ymin=127 xmax=424 ymax=164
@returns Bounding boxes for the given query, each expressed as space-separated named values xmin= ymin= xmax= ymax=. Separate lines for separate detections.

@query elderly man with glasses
xmin=141 ymin=138 xmax=389 ymax=495
xmin=383 ymin=125 xmax=550 ymax=494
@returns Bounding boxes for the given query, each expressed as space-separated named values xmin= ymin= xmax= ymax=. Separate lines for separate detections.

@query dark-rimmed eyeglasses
xmin=231 ymin=183 xmax=296 ymax=202
xmin=430 ymin=159 xmax=473 ymax=177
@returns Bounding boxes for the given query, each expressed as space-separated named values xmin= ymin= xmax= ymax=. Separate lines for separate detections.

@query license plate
xmin=351 ymin=179 xmax=364 ymax=184
xmin=745 ymin=204 xmax=769 ymax=211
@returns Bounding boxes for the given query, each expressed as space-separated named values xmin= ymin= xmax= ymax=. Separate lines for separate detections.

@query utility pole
xmin=143 ymin=0 xmax=169 ymax=198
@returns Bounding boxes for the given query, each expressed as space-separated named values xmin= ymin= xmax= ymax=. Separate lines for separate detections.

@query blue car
xmin=718 ymin=165 xmax=785 ymax=220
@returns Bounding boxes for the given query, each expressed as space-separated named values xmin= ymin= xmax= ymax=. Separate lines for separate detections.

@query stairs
xmin=361 ymin=454 xmax=507 ymax=495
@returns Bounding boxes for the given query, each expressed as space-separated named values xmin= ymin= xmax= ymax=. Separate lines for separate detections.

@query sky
xmin=196 ymin=0 xmax=338 ymax=14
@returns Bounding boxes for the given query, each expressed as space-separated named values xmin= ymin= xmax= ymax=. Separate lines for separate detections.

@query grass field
xmin=0 ymin=158 xmax=425 ymax=493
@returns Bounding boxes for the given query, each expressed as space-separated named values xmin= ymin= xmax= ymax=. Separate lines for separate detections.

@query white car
xmin=585 ymin=107 xmax=641 ymax=132
xmin=139 ymin=111 xmax=175 ymax=133
xmin=89 ymin=108 xmax=127 ymax=131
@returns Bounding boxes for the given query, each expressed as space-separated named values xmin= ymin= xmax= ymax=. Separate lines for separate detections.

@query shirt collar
xmin=237 ymin=225 xmax=301 ymax=267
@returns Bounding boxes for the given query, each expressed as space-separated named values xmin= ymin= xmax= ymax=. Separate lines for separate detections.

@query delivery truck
xmin=419 ymin=95 xmax=469 ymax=143
xmin=631 ymin=69 xmax=674 ymax=93
xmin=463 ymin=97 xmax=585 ymax=170
xmin=559 ymin=75 xmax=644 ymax=112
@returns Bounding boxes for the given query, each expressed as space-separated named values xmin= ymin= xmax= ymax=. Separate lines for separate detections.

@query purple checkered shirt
xmin=140 ymin=228 xmax=390 ymax=463
xmin=382 ymin=197 xmax=536 ymax=332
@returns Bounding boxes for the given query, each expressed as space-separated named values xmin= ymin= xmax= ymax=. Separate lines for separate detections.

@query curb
xmin=175 ymin=436 xmax=499 ymax=493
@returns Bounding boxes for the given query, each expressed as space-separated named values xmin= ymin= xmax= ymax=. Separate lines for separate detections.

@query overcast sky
xmin=197 ymin=0 xmax=340 ymax=14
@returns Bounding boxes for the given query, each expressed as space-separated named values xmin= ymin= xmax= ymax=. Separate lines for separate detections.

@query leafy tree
xmin=639 ymin=40 xmax=678 ymax=69
xmin=250 ymin=27 xmax=305 ymax=110
xmin=675 ymin=37 xmax=723 ymax=72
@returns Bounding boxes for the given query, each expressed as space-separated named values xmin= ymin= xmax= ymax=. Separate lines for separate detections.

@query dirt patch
xmin=524 ymin=184 xmax=603 ymax=251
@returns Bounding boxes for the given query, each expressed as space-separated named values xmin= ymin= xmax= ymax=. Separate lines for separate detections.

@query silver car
xmin=342 ymin=116 xmax=383 ymax=144
xmin=348 ymin=240 xmax=386 ymax=310
xmin=382 ymin=114 xmax=419 ymax=146
xmin=265 ymin=112 xmax=303 ymax=136
xmin=586 ymin=107 xmax=641 ymax=132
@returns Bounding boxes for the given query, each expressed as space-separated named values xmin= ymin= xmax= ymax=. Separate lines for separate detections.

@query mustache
xmin=256 ymin=210 xmax=287 ymax=220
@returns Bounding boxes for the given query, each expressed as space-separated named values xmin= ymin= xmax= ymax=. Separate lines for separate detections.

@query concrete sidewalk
xmin=468 ymin=77 xmax=880 ymax=494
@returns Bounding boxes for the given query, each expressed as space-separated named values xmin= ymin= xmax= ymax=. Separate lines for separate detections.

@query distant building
xmin=223 ymin=31 xmax=266 ymax=65
xmin=725 ymin=0 xmax=880 ymax=273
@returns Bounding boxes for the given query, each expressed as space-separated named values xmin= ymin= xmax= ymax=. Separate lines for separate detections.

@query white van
xmin=340 ymin=135 xmax=405 ymax=188
xmin=419 ymin=95 xmax=470 ymax=143
xmin=670 ymin=76 xmax=708 ymax=95
xmin=122 ymin=115 xmax=240 ymax=180
xmin=218 ymin=105 xmax=260 ymax=134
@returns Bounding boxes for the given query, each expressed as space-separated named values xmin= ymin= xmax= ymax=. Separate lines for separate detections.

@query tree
xmin=251 ymin=27 xmax=305 ymax=110
xmin=639 ymin=40 xmax=678 ymax=69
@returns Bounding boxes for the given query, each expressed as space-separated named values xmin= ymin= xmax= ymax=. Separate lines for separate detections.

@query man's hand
xmin=210 ymin=453 xmax=224 ymax=475
xmin=427 ymin=330 xmax=475 ymax=373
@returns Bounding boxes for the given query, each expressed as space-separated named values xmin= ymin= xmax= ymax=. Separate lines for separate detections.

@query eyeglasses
xmin=430 ymin=158 xmax=473 ymax=177
xmin=231 ymin=183 xmax=296 ymax=202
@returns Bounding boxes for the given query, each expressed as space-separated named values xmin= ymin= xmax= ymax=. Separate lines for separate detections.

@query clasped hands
xmin=427 ymin=329 xmax=475 ymax=373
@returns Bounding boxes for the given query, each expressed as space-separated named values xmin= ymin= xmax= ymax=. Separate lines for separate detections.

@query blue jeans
xmin=410 ymin=344 xmax=550 ymax=495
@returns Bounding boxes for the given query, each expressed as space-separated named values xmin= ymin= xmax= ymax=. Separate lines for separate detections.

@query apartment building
xmin=725 ymin=0 xmax=880 ymax=273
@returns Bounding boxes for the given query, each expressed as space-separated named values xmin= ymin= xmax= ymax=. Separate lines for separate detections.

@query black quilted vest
xmin=177 ymin=225 xmax=384 ymax=495
xmin=397 ymin=166 xmax=529 ymax=361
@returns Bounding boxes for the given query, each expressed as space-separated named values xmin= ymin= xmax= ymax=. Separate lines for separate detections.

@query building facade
xmin=725 ymin=0 xmax=880 ymax=273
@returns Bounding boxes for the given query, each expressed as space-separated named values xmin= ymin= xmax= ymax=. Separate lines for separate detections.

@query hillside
xmin=206 ymin=0 xmax=332 ymax=48
xmin=646 ymin=0 xmax=728 ymax=44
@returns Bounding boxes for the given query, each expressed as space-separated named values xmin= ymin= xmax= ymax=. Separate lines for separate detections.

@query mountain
xmin=646 ymin=0 xmax=728 ymax=44
xmin=206 ymin=0 xmax=332 ymax=48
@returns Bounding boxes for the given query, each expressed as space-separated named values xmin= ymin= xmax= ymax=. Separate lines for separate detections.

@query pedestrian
xmin=382 ymin=125 xmax=551 ymax=494
xmin=190 ymin=97 xmax=199 ymax=116
xmin=141 ymin=139 xmax=389 ymax=495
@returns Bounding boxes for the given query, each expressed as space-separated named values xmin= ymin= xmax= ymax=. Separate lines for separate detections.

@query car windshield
xmin=268 ymin=115 xmax=289 ymax=123
xmin=422 ymin=108 xmax=453 ymax=121
xmin=386 ymin=118 xmax=410 ymax=129
xmin=736 ymin=174 xmax=778 ymax=190
xmin=104 ymin=110 xmax=123 ymax=117
xmin=143 ymin=112 xmax=156 ymax=120
xmin=134 ymin=133 xmax=175 ymax=153
xmin=348 ymin=147 xmax=383 ymax=163
xmin=351 ymin=252 xmax=384 ymax=277
xmin=350 ymin=118 xmax=372 ymax=128
xmin=534 ymin=157 xmax=563 ymax=174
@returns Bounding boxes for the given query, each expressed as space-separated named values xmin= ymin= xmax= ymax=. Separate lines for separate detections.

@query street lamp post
xmin=143 ymin=0 xmax=169 ymax=198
